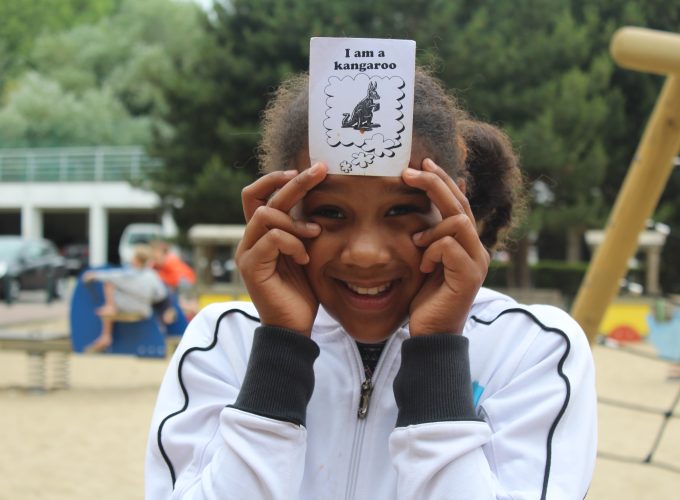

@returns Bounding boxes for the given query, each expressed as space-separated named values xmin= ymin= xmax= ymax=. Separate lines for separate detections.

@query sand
xmin=1 ymin=320 xmax=679 ymax=499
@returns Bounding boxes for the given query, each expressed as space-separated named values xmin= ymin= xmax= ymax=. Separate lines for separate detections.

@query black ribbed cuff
xmin=394 ymin=334 xmax=479 ymax=427
xmin=230 ymin=326 xmax=320 ymax=426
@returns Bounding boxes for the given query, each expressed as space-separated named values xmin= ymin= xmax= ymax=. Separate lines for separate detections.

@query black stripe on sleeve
xmin=471 ymin=308 xmax=572 ymax=500
xmin=156 ymin=308 xmax=260 ymax=489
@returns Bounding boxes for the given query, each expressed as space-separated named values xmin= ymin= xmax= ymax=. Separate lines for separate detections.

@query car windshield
xmin=128 ymin=234 xmax=156 ymax=244
xmin=0 ymin=240 xmax=23 ymax=260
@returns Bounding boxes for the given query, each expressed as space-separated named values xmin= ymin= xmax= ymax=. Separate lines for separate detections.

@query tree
xmin=0 ymin=0 xmax=205 ymax=148
xmin=0 ymin=72 xmax=151 ymax=147
xmin=0 ymin=0 xmax=120 ymax=96
xmin=150 ymin=0 xmax=461 ymax=229
xmin=413 ymin=1 xmax=613 ymax=287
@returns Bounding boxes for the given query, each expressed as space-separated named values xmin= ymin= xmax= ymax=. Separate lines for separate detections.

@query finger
xmin=412 ymin=214 xmax=489 ymax=265
xmin=419 ymin=236 xmax=469 ymax=274
xmin=238 ymin=228 xmax=311 ymax=270
xmin=421 ymin=158 xmax=476 ymax=223
xmin=239 ymin=205 xmax=321 ymax=251
xmin=267 ymin=163 xmax=328 ymax=215
xmin=420 ymin=237 xmax=487 ymax=286
xmin=402 ymin=167 xmax=466 ymax=220
xmin=402 ymin=159 xmax=477 ymax=224
xmin=242 ymin=170 xmax=298 ymax=221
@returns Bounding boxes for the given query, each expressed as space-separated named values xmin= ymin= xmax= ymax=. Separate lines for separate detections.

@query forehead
xmin=308 ymin=173 xmax=423 ymax=197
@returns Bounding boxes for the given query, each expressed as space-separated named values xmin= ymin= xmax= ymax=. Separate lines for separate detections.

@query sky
xmin=189 ymin=0 xmax=214 ymax=10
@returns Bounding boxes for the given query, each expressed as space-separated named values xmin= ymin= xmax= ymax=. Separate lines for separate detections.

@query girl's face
xmin=298 ymin=140 xmax=443 ymax=343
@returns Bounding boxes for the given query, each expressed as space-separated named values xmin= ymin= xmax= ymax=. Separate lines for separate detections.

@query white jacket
xmin=145 ymin=288 xmax=597 ymax=499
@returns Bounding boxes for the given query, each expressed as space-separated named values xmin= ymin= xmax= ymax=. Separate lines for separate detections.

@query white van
xmin=118 ymin=223 xmax=163 ymax=264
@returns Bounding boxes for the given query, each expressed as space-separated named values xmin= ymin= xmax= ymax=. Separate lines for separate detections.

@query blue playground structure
xmin=648 ymin=312 xmax=680 ymax=362
xmin=70 ymin=270 xmax=188 ymax=358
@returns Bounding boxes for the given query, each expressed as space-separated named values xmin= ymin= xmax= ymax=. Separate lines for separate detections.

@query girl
xmin=145 ymin=69 xmax=597 ymax=499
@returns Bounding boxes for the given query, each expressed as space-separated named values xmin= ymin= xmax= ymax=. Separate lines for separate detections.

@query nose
xmin=340 ymin=226 xmax=391 ymax=268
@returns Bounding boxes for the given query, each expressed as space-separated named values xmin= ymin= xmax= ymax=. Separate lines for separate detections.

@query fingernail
xmin=306 ymin=222 xmax=321 ymax=232
xmin=309 ymin=163 xmax=321 ymax=175
xmin=404 ymin=168 xmax=419 ymax=177
xmin=284 ymin=169 xmax=298 ymax=176
xmin=412 ymin=231 xmax=423 ymax=242
xmin=423 ymin=158 xmax=435 ymax=170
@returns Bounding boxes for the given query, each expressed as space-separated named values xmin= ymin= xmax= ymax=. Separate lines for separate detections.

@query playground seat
xmin=96 ymin=311 xmax=146 ymax=322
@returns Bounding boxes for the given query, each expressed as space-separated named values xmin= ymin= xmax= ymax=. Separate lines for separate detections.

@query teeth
xmin=346 ymin=282 xmax=391 ymax=296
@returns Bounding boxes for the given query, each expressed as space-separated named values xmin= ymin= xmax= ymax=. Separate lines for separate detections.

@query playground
xmin=0 ymin=288 xmax=678 ymax=499
xmin=0 ymin=0 xmax=680 ymax=494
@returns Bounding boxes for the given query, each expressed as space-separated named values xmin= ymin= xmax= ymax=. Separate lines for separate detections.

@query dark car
xmin=61 ymin=243 xmax=89 ymax=275
xmin=0 ymin=236 xmax=68 ymax=303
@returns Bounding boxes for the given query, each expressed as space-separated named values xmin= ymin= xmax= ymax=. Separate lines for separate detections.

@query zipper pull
xmin=357 ymin=379 xmax=373 ymax=419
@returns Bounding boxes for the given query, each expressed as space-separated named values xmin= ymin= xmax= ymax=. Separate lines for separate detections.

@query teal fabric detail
xmin=472 ymin=381 xmax=484 ymax=407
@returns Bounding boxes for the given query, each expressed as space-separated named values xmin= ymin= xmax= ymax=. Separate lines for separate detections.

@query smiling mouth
xmin=343 ymin=281 xmax=394 ymax=296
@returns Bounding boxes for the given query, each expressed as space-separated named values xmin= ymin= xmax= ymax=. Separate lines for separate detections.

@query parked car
xmin=118 ymin=223 xmax=163 ymax=264
xmin=0 ymin=236 xmax=68 ymax=303
xmin=61 ymin=243 xmax=90 ymax=275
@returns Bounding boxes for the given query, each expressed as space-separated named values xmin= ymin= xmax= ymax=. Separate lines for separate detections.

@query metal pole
xmin=571 ymin=27 xmax=680 ymax=343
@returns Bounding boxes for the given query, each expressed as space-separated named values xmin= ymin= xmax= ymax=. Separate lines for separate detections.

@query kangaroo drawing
xmin=342 ymin=81 xmax=380 ymax=130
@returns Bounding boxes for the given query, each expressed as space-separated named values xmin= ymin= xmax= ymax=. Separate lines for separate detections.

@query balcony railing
xmin=0 ymin=147 xmax=161 ymax=183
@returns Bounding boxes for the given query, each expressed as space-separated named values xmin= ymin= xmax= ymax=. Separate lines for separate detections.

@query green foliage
xmin=0 ymin=0 xmax=120 ymax=94
xmin=485 ymin=260 xmax=589 ymax=299
xmin=531 ymin=260 xmax=589 ymax=298
xmin=0 ymin=0 xmax=204 ymax=148
xmin=0 ymin=72 xmax=150 ymax=147
xmin=173 ymin=158 xmax=254 ymax=230
xmin=429 ymin=1 xmax=613 ymax=240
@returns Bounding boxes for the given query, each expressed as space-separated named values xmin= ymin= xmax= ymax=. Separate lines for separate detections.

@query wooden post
xmin=571 ymin=27 xmax=680 ymax=343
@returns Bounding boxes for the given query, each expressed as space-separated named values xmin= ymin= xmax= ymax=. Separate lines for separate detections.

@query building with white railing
xmin=0 ymin=147 xmax=172 ymax=265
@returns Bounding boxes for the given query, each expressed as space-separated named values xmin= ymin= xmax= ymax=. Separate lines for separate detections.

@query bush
xmin=531 ymin=260 xmax=588 ymax=298
xmin=484 ymin=261 xmax=510 ymax=289
xmin=484 ymin=259 xmax=652 ymax=301
xmin=484 ymin=260 xmax=588 ymax=299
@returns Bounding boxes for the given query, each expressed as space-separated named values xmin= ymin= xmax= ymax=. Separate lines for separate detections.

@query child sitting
xmin=83 ymin=244 xmax=167 ymax=353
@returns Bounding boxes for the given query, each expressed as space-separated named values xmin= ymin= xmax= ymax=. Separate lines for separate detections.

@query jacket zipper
xmin=345 ymin=334 xmax=397 ymax=500
xmin=357 ymin=378 xmax=373 ymax=419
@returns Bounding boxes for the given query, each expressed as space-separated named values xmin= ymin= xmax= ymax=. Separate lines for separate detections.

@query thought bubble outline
xmin=323 ymin=74 xmax=405 ymax=150
xmin=361 ymin=133 xmax=397 ymax=157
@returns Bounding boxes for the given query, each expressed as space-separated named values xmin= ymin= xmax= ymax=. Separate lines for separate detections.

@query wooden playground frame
xmin=572 ymin=27 xmax=680 ymax=342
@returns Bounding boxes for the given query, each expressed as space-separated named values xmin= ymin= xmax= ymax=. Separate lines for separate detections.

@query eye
xmin=310 ymin=205 xmax=345 ymax=219
xmin=386 ymin=204 xmax=423 ymax=216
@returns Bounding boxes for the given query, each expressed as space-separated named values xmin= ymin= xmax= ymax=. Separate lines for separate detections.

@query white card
xmin=309 ymin=37 xmax=416 ymax=176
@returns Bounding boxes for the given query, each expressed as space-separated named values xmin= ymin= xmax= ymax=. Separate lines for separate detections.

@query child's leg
xmin=86 ymin=317 xmax=114 ymax=352
xmin=95 ymin=282 xmax=118 ymax=316
xmin=88 ymin=283 xmax=117 ymax=352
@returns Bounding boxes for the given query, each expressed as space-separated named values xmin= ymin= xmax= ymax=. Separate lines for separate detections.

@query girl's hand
xmin=401 ymin=159 xmax=490 ymax=336
xmin=235 ymin=164 xmax=328 ymax=335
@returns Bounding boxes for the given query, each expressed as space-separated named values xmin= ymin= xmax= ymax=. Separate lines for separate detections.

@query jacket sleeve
xmin=388 ymin=308 xmax=597 ymax=499
xmin=144 ymin=306 xmax=319 ymax=499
